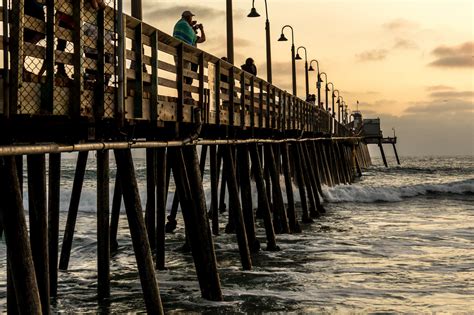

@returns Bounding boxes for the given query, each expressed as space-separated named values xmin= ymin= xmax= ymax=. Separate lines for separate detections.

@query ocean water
xmin=0 ymin=154 xmax=473 ymax=313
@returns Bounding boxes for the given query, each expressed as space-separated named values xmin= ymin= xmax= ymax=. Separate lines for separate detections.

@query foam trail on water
xmin=322 ymin=179 xmax=474 ymax=203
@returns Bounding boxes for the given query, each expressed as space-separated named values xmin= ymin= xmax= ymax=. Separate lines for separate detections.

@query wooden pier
xmin=0 ymin=1 xmax=375 ymax=313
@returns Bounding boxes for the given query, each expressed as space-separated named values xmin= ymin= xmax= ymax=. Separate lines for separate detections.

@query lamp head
xmin=295 ymin=53 xmax=302 ymax=60
xmin=247 ymin=7 xmax=260 ymax=18
xmin=278 ymin=33 xmax=288 ymax=41
xmin=308 ymin=65 xmax=315 ymax=71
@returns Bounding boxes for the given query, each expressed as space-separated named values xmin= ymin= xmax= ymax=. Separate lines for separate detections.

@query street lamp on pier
xmin=295 ymin=46 xmax=309 ymax=98
xmin=338 ymin=95 xmax=344 ymax=123
xmin=319 ymin=72 xmax=328 ymax=111
xmin=247 ymin=0 xmax=273 ymax=83
xmin=278 ymin=25 xmax=297 ymax=96
xmin=309 ymin=59 xmax=322 ymax=108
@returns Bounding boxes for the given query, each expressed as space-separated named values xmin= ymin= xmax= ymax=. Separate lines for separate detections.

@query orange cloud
xmin=429 ymin=41 xmax=474 ymax=68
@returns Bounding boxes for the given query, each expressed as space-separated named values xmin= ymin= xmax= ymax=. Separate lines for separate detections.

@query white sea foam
xmin=322 ymin=179 xmax=474 ymax=203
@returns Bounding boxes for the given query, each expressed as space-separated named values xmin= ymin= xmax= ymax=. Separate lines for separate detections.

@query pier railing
xmin=0 ymin=0 xmax=348 ymax=142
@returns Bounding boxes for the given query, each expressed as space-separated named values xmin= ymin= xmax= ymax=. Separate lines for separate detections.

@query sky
xmin=122 ymin=0 xmax=473 ymax=156
xmin=0 ymin=0 xmax=471 ymax=156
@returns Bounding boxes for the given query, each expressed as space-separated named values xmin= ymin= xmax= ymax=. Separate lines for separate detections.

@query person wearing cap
xmin=173 ymin=11 xmax=206 ymax=47
xmin=173 ymin=11 xmax=206 ymax=100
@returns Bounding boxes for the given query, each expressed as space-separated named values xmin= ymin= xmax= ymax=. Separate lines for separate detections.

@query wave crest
xmin=322 ymin=179 xmax=474 ymax=203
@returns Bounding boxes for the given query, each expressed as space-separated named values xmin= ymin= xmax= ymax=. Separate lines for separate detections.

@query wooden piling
xmin=168 ymin=147 xmax=223 ymax=300
xmin=392 ymin=143 xmax=401 ymax=165
xmin=223 ymin=145 xmax=252 ymax=269
xmin=248 ymin=143 xmax=279 ymax=251
xmin=145 ymin=148 xmax=156 ymax=250
xmin=27 ymin=154 xmax=50 ymax=314
xmin=314 ymin=142 xmax=328 ymax=186
xmin=293 ymin=145 xmax=315 ymax=216
xmin=97 ymin=150 xmax=110 ymax=300
xmin=321 ymin=142 xmax=334 ymax=187
xmin=291 ymin=143 xmax=312 ymax=223
xmin=155 ymin=148 xmax=167 ymax=270
xmin=237 ymin=144 xmax=260 ymax=252
xmin=48 ymin=153 xmax=61 ymax=298
xmin=110 ymin=170 xmax=122 ymax=253
xmin=280 ymin=143 xmax=301 ymax=233
xmin=210 ymin=145 xmax=219 ymax=235
xmin=264 ymin=143 xmax=290 ymax=234
xmin=378 ymin=139 xmax=388 ymax=167
xmin=114 ymin=148 xmax=164 ymax=313
xmin=59 ymin=151 xmax=89 ymax=270
xmin=0 ymin=156 xmax=42 ymax=314
xmin=302 ymin=142 xmax=325 ymax=214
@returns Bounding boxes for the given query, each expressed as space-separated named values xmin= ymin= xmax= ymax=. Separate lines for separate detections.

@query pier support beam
xmin=97 ymin=150 xmax=110 ymax=300
xmin=169 ymin=146 xmax=223 ymax=300
xmin=155 ymin=148 xmax=167 ymax=270
xmin=146 ymin=148 xmax=157 ymax=251
xmin=249 ymin=143 xmax=279 ymax=251
xmin=48 ymin=153 xmax=61 ymax=299
xmin=0 ymin=156 xmax=42 ymax=314
xmin=280 ymin=143 xmax=301 ymax=233
xmin=27 ymin=154 xmax=50 ymax=314
xmin=59 ymin=151 xmax=89 ymax=270
xmin=223 ymin=145 xmax=252 ymax=269
xmin=392 ymin=143 xmax=401 ymax=165
xmin=114 ymin=148 xmax=164 ymax=314
xmin=237 ymin=144 xmax=260 ymax=252
xmin=110 ymin=171 xmax=122 ymax=253
xmin=210 ymin=145 xmax=219 ymax=235
xmin=264 ymin=143 xmax=290 ymax=234
xmin=378 ymin=139 xmax=388 ymax=167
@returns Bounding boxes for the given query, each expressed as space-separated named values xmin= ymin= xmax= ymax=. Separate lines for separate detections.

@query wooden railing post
xmin=150 ymin=31 xmax=159 ymax=123
xmin=133 ymin=22 xmax=143 ymax=119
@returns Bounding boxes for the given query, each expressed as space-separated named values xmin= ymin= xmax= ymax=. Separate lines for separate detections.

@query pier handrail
xmin=0 ymin=0 xmax=351 ymax=144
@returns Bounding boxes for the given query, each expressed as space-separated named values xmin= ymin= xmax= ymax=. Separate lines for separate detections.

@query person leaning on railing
xmin=173 ymin=10 xmax=206 ymax=100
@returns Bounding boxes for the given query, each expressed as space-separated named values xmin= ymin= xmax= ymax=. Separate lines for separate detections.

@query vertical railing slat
xmin=150 ymin=31 xmax=158 ymax=123
xmin=133 ymin=22 xmax=143 ymax=119
xmin=215 ymin=60 xmax=221 ymax=126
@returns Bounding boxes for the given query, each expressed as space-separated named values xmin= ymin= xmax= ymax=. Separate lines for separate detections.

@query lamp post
xmin=248 ymin=0 xmax=272 ymax=83
xmin=278 ymin=25 xmax=297 ymax=96
xmin=309 ymin=59 xmax=322 ymax=108
xmin=338 ymin=95 xmax=344 ymax=123
xmin=327 ymin=83 xmax=335 ymax=135
xmin=295 ymin=46 xmax=309 ymax=98
xmin=226 ymin=0 xmax=234 ymax=63
xmin=319 ymin=72 xmax=328 ymax=111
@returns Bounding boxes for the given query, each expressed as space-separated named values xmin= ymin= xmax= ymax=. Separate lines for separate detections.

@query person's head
xmin=181 ymin=10 xmax=195 ymax=24
xmin=245 ymin=58 xmax=254 ymax=66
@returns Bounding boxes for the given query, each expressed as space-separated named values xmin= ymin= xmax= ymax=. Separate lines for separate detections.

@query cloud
xmin=429 ymin=90 xmax=474 ymax=100
xmin=356 ymin=49 xmax=389 ymax=62
xmin=143 ymin=4 xmax=225 ymax=22
xmin=404 ymin=99 xmax=473 ymax=114
xmin=383 ymin=19 xmax=419 ymax=31
xmin=428 ymin=41 xmax=474 ymax=68
xmin=393 ymin=38 xmax=418 ymax=50
xmin=426 ymin=85 xmax=454 ymax=92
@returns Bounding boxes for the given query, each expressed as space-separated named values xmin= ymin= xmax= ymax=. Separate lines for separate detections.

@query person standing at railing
xmin=241 ymin=58 xmax=257 ymax=76
xmin=173 ymin=11 xmax=206 ymax=99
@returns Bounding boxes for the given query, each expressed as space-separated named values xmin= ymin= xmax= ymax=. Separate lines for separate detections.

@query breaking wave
xmin=322 ymin=179 xmax=474 ymax=203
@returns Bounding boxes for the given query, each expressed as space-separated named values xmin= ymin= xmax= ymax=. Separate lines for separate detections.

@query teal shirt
xmin=173 ymin=19 xmax=197 ymax=46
